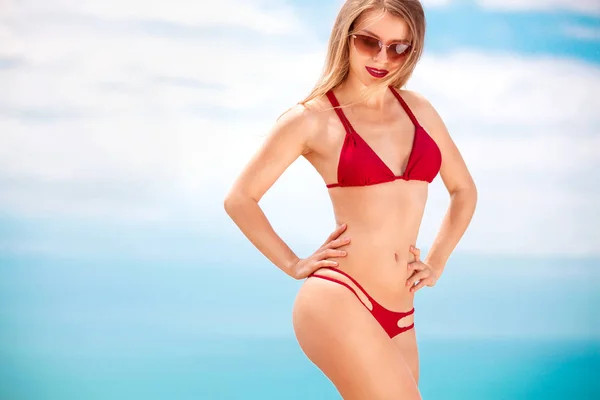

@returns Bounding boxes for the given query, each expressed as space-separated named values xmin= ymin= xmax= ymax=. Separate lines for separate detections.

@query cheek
xmin=388 ymin=61 xmax=404 ymax=72
xmin=348 ymin=48 xmax=368 ymax=71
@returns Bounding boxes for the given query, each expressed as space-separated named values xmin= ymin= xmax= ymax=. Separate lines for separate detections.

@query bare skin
xmin=292 ymin=87 xmax=428 ymax=399
xmin=224 ymin=9 xmax=477 ymax=400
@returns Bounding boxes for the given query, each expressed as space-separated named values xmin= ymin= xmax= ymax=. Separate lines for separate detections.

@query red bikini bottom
xmin=309 ymin=267 xmax=415 ymax=338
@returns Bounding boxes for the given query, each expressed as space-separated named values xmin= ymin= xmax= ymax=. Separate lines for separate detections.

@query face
xmin=348 ymin=9 xmax=412 ymax=84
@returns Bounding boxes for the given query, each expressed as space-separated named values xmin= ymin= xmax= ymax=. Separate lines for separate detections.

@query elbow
xmin=223 ymin=192 xmax=239 ymax=216
xmin=470 ymin=181 xmax=478 ymax=203
xmin=464 ymin=184 xmax=478 ymax=211
xmin=451 ymin=182 xmax=478 ymax=206
xmin=223 ymin=190 xmax=253 ymax=217
xmin=465 ymin=182 xmax=478 ymax=203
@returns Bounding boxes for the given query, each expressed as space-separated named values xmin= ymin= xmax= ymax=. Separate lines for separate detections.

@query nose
xmin=373 ymin=45 xmax=389 ymax=63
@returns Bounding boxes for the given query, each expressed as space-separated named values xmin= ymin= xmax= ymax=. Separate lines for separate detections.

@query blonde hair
xmin=300 ymin=0 xmax=425 ymax=107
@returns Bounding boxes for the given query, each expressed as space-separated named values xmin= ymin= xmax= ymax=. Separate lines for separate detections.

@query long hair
xmin=300 ymin=0 xmax=426 ymax=107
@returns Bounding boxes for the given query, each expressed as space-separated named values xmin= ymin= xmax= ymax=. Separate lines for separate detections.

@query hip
xmin=315 ymin=255 xmax=415 ymax=312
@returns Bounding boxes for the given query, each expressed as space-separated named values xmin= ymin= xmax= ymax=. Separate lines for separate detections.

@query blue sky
xmin=0 ymin=0 xmax=599 ymax=341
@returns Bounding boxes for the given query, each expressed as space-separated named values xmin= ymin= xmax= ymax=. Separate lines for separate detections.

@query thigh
xmin=392 ymin=326 xmax=420 ymax=385
xmin=292 ymin=277 xmax=422 ymax=400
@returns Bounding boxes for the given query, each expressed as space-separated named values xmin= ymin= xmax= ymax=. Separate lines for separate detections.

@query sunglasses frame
xmin=350 ymin=33 xmax=412 ymax=61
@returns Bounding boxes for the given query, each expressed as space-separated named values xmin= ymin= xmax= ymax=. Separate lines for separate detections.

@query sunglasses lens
xmin=354 ymin=34 xmax=411 ymax=62
xmin=353 ymin=35 xmax=381 ymax=57
xmin=388 ymin=43 xmax=410 ymax=61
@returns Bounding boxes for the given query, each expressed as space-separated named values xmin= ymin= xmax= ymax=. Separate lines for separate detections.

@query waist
xmin=324 ymin=210 xmax=423 ymax=306
xmin=333 ymin=224 xmax=419 ymax=256
xmin=334 ymin=249 xmax=415 ymax=277
xmin=325 ymin=243 xmax=418 ymax=304
xmin=325 ymin=260 xmax=415 ymax=310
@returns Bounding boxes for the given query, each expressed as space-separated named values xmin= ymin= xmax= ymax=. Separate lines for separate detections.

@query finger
xmin=324 ymin=223 xmax=347 ymax=245
xmin=321 ymin=248 xmax=347 ymax=259
xmin=410 ymin=278 xmax=430 ymax=293
xmin=407 ymin=261 xmax=425 ymax=272
xmin=409 ymin=245 xmax=421 ymax=260
xmin=406 ymin=270 xmax=429 ymax=288
xmin=326 ymin=236 xmax=351 ymax=249
xmin=316 ymin=259 xmax=339 ymax=268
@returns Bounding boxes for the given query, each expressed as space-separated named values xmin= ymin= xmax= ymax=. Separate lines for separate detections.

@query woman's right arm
xmin=223 ymin=105 xmax=320 ymax=278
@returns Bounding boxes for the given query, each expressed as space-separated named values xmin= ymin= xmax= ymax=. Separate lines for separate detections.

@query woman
xmin=224 ymin=0 xmax=477 ymax=398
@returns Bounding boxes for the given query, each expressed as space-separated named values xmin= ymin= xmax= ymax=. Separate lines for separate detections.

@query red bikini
xmin=325 ymin=86 xmax=441 ymax=188
xmin=309 ymin=86 xmax=442 ymax=338
xmin=310 ymin=267 xmax=416 ymax=338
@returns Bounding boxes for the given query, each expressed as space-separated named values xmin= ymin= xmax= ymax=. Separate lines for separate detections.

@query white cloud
xmin=475 ymin=0 xmax=600 ymax=15
xmin=377 ymin=0 xmax=600 ymax=15
xmin=424 ymin=135 xmax=600 ymax=257
xmin=3 ymin=0 xmax=304 ymax=35
xmin=419 ymin=0 xmax=453 ymax=7
xmin=410 ymin=53 xmax=600 ymax=256
xmin=409 ymin=52 xmax=600 ymax=133
xmin=0 ymin=0 xmax=324 ymax=222
xmin=1 ymin=0 xmax=599 ymax=256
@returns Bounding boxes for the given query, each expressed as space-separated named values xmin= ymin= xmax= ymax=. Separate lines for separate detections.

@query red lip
xmin=366 ymin=66 xmax=389 ymax=78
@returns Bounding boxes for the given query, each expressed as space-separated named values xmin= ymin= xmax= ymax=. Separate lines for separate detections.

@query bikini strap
xmin=389 ymin=86 xmax=421 ymax=128
xmin=311 ymin=268 xmax=417 ymax=318
xmin=309 ymin=274 xmax=372 ymax=310
xmin=314 ymin=267 xmax=375 ymax=302
xmin=326 ymin=90 xmax=356 ymax=135
xmin=399 ymin=307 xmax=415 ymax=318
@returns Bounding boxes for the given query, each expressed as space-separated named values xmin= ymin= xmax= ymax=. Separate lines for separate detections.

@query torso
xmin=301 ymin=88 xmax=435 ymax=311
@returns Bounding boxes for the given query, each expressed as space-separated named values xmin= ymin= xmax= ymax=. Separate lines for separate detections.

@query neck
xmin=338 ymin=73 xmax=389 ymax=111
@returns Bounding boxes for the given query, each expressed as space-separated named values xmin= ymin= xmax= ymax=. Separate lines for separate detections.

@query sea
xmin=1 ymin=254 xmax=598 ymax=399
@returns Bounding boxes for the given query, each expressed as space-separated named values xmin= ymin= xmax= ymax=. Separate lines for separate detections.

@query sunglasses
xmin=351 ymin=34 xmax=412 ymax=62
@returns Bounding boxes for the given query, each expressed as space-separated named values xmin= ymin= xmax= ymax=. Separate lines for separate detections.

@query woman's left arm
xmin=415 ymin=92 xmax=478 ymax=278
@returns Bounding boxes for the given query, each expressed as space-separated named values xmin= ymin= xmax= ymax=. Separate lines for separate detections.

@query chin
xmin=361 ymin=72 xmax=388 ymax=88
xmin=349 ymin=67 xmax=376 ymax=87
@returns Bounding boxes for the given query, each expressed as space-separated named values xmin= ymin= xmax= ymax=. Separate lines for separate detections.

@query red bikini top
xmin=325 ymin=86 xmax=442 ymax=189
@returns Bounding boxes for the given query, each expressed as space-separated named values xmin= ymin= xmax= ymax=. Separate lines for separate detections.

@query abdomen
xmin=326 ymin=181 xmax=428 ymax=301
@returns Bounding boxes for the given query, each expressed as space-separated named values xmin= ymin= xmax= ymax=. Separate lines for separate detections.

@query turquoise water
xmin=2 ymin=336 xmax=599 ymax=399
xmin=1 ymin=254 xmax=598 ymax=399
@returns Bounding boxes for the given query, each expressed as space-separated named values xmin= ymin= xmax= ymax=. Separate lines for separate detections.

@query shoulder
xmin=396 ymin=89 xmax=436 ymax=118
xmin=279 ymin=95 xmax=329 ymax=122
xmin=273 ymin=94 xmax=331 ymax=153
xmin=397 ymin=89 xmax=447 ymax=139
